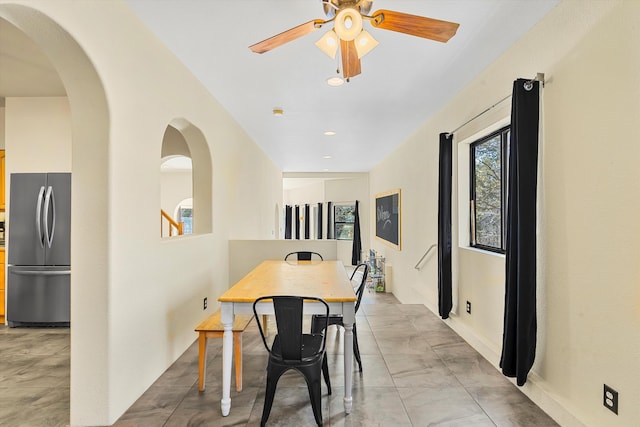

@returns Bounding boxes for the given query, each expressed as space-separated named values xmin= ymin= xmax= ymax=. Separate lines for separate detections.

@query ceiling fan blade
xmin=371 ymin=10 xmax=459 ymax=43
xmin=249 ymin=19 xmax=326 ymax=54
xmin=340 ymin=39 xmax=361 ymax=79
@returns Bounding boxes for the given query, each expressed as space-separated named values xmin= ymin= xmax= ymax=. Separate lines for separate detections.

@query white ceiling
xmin=1 ymin=0 xmax=559 ymax=173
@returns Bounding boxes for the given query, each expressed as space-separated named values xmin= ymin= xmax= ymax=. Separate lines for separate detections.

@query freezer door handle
xmin=36 ymin=186 xmax=46 ymax=248
xmin=43 ymin=185 xmax=56 ymax=248
xmin=11 ymin=270 xmax=71 ymax=276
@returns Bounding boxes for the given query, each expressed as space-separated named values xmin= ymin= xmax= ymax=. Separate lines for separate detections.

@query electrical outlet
xmin=603 ymin=384 xmax=618 ymax=415
xmin=203 ymin=297 xmax=208 ymax=310
xmin=466 ymin=301 xmax=471 ymax=314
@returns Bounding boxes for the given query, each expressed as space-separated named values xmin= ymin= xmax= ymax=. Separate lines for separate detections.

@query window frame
xmin=469 ymin=125 xmax=510 ymax=254
xmin=333 ymin=203 xmax=355 ymax=241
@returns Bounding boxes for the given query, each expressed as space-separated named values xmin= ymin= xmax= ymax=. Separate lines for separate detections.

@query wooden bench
xmin=195 ymin=310 xmax=253 ymax=392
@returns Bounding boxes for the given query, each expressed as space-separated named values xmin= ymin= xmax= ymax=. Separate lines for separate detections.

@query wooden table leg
xmin=233 ymin=331 xmax=242 ymax=392
xmin=198 ymin=333 xmax=207 ymax=392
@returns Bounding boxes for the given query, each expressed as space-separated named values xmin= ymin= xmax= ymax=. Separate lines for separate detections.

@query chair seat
xmin=271 ymin=334 xmax=325 ymax=364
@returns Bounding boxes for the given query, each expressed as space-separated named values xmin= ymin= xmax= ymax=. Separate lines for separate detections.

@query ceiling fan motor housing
xmin=323 ymin=0 xmax=374 ymax=18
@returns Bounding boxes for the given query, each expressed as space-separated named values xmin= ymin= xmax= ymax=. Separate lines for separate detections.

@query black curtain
xmin=351 ymin=200 xmax=361 ymax=265
xmin=294 ymin=205 xmax=300 ymax=239
xmin=499 ymin=78 xmax=540 ymax=386
xmin=317 ymin=202 xmax=323 ymax=239
xmin=304 ymin=204 xmax=310 ymax=239
xmin=284 ymin=205 xmax=292 ymax=239
xmin=437 ymin=133 xmax=453 ymax=319
xmin=327 ymin=202 xmax=333 ymax=239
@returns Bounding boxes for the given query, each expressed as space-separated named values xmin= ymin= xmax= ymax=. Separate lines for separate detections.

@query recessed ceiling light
xmin=272 ymin=108 xmax=284 ymax=116
xmin=324 ymin=131 xmax=336 ymax=136
xmin=326 ymin=76 xmax=344 ymax=87
xmin=323 ymin=155 xmax=332 ymax=159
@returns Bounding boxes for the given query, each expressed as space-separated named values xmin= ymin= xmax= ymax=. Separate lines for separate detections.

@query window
xmin=334 ymin=204 xmax=355 ymax=240
xmin=179 ymin=206 xmax=193 ymax=235
xmin=470 ymin=126 xmax=510 ymax=253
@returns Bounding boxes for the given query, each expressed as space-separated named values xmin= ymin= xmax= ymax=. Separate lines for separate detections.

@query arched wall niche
xmin=167 ymin=119 xmax=212 ymax=234
xmin=0 ymin=3 xmax=111 ymax=425
xmin=161 ymin=124 xmax=191 ymax=157
xmin=160 ymin=125 xmax=193 ymax=237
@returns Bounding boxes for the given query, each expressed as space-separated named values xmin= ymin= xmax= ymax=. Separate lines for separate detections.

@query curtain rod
xmin=446 ymin=73 xmax=545 ymax=136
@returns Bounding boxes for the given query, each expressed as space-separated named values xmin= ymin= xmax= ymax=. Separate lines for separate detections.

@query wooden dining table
xmin=218 ymin=259 xmax=357 ymax=417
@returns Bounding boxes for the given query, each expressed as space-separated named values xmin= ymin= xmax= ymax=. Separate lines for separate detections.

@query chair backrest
xmin=284 ymin=251 xmax=324 ymax=261
xmin=350 ymin=262 xmax=368 ymax=287
xmin=350 ymin=263 xmax=369 ymax=313
xmin=253 ymin=295 xmax=330 ymax=361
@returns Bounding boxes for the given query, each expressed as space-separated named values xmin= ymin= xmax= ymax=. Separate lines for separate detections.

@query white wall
xmin=0 ymin=2 xmax=283 ymax=425
xmin=160 ymin=170 xmax=191 ymax=218
xmin=370 ymin=1 xmax=640 ymax=426
xmin=284 ymin=180 xmax=324 ymax=206
xmin=4 ymin=97 xmax=72 ymax=173
xmin=229 ymin=145 xmax=282 ymax=240
xmin=283 ymin=174 xmax=370 ymax=265
xmin=228 ymin=239 xmax=338 ymax=287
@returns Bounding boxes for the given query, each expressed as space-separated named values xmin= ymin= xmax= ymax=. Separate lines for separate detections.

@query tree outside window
xmin=334 ymin=204 xmax=355 ymax=240
xmin=470 ymin=126 xmax=509 ymax=253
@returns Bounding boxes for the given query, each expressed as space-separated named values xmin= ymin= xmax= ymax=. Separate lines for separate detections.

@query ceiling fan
xmin=249 ymin=0 xmax=460 ymax=80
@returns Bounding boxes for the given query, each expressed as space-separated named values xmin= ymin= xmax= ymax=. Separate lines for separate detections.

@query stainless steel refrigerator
xmin=7 ymin=173 xmax=71 ymax=327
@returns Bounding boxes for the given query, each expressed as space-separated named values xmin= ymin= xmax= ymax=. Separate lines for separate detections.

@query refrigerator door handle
xmin=43 ymin=185 xmax=56 ymax=248
xmin=36 ymin=186 xmax=46 ymax=248
xmin=11 ymin=269 xmax=71 ymax=276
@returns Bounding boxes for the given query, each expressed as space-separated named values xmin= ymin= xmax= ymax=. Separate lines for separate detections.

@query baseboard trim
xmin=421 ymin=300 xmax=588 ymax=427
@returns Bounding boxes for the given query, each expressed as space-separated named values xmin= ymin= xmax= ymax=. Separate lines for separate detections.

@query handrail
xmin=161 ymin=209 xmax=184 ymax=236
xmin=414 ymin=243 xmax=437 ymax=270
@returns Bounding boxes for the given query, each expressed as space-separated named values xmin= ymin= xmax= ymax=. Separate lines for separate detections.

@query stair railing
xmin=161 ymin=209 xmax=184 ymax=236
xmin=414 ymin=243 xmax=437 ymax=270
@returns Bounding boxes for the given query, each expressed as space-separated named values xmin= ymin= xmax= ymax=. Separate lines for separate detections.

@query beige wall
xmin=0 ymin=2 xmax=283 ymax=425
xmin=371 ymin=1 xmax=640 ymax=426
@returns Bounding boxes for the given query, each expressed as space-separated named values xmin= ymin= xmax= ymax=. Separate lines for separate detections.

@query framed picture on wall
xmin=375 ymin=189 xmax=401 ymax=250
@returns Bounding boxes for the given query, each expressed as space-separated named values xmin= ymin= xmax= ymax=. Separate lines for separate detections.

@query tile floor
xmin=0 ymin=289 xmax=559 ymax=426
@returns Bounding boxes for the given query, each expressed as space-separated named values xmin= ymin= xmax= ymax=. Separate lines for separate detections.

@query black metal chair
xmin=284 ymin=251 xmax=323 ymax=261
xmin=311 ymin=263 xmax=369 ymax=372
xmin=253 ymin=296 xmax=331 ymax=427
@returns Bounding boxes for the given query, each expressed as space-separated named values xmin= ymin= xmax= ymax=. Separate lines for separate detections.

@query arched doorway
xmin=0 ymin=5 xmax=110 ymax=425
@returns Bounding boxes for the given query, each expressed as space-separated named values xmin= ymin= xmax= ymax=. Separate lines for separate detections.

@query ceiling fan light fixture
xmin=315 ymin=30 xmax=339 ymax=59
xmin=334 ymin=7 xmax=363 ymax=41
xmin=354 ymin=30 xmax=379 ymax=58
